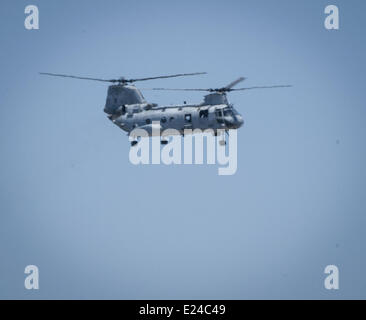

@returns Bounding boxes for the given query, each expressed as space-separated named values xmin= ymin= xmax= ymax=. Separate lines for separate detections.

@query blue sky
xmin=0 ymin=0 xmax=365 ymax=299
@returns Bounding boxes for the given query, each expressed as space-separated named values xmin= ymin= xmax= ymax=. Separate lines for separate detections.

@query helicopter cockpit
xmin=215 ymin=106 xmax=242 ymax=128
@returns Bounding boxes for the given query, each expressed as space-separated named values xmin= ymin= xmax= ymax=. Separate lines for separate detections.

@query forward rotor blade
xmin=128 ymin=72 xmax=207 ymax=83
xmin=232 ymin=85 xmax=292 ymax=91
xmin=39 ymin=72 xmax=113 ymax=83
xmin=143 ymin=84 xmax=292 ymax=92
xmin=225 ymin=77 xmax=246 ymax=89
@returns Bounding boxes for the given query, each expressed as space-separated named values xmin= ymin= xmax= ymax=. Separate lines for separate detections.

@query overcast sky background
xmin=0 ymin=0 xmax=365 ymax=299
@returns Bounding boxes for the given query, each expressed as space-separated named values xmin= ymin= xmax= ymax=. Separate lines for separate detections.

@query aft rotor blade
xmin=40 ymin=72 xmax=207 ymax=84
xmin=39 ymin=72 xmax=113 ymax=83
xmin=128 ymin=72 xmax=207 ymax=83
xmin=232 ymin=85 xmax=292 ymax=91
xmin=225 ymin=77 xmax=246 ymax=89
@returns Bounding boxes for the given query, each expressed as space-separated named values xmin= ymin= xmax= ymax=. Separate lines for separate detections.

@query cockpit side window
xmin=216 ymin=109 xmax=224 ymax=124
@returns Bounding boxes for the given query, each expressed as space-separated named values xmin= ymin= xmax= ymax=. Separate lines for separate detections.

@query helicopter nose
xmin=235 ymin=115 xmax=244 ymax=128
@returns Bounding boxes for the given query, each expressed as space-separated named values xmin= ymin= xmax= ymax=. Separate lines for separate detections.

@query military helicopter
xmin=40 ymin=72 xmax=291 ymax=146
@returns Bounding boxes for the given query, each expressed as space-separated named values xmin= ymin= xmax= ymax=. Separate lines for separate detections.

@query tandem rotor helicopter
xmin=40 ymin=72 xmax=291 ymax=146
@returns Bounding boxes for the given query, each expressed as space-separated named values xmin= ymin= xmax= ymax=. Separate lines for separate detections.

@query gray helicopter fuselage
xmin=104 ymin=85 xmax=244 ymax=136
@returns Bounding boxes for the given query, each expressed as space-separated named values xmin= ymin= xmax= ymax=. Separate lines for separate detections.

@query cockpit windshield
xmin=223 ymin=107 xmax=234 ymax=117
